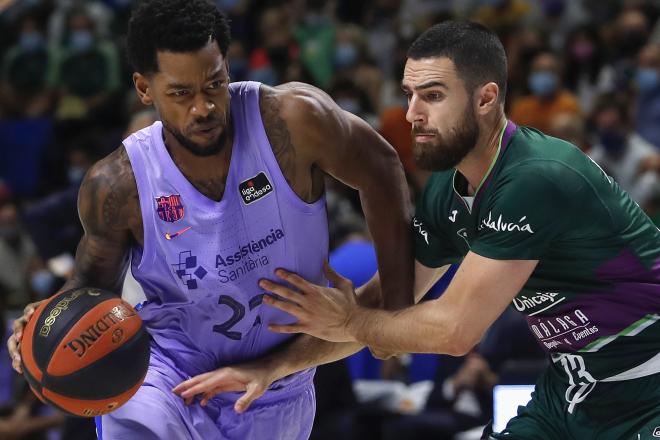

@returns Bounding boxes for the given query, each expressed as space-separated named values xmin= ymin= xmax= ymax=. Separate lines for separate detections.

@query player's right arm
xmin=8 ymin=146 xmax=139 ymax=373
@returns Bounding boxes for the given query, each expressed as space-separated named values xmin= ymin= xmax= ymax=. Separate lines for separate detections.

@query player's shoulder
xmin=83 ymin=146 xmax=136 ymax=195
xmin=502 ymin=125 xmax=595 ymax=184
xmin=260 ymin=82 xmax=339 ymax=122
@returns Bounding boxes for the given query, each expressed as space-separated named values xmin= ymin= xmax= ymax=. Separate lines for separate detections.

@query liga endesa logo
xmin=239 ymin=172 xmax=274 ymax=205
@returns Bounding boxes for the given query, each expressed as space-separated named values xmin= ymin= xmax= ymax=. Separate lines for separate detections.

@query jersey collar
xmin=452 ymin=120 xmax=517 ymax=213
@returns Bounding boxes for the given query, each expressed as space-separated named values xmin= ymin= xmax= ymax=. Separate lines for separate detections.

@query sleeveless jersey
xmin=122 ymin=81 xmax=329 ymax=377
xmin=413 ymin=121 xmax=660 ymax=382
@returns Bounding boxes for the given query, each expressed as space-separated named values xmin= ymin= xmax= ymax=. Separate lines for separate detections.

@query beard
xmin=411 ymin=106 xmax=479 ymax=171
xmin=163 ymin=116 xmax=229 ymax=157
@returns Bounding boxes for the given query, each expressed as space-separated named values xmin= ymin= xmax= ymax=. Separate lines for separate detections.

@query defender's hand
xmin=172 ymin=364 xmax=274 ymax=413
xmin=8 ymin=301 xmax=45 ymax=374
xmin=260 ymin=262 xmax=359 ymax=343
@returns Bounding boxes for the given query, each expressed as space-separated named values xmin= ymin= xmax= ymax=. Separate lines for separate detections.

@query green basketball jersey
xmin=413 ymin=121 xmax=660 ymax=381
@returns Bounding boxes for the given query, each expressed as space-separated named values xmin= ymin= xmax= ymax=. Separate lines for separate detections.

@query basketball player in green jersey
xmin=176 ymin=21 xmax=660 ymax=440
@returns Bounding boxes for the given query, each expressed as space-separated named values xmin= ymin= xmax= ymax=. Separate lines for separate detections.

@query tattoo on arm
xmin=70 ymin=146 xmax=140 ymax=293
xmin=259 ymin=86 xmax=296 ymax=187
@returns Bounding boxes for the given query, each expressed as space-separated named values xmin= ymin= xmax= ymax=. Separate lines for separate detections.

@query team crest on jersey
xmin=239 ymin=172 xmax=273 ymax=205
xmin=155 ymin=194 xmax=184 ymax=222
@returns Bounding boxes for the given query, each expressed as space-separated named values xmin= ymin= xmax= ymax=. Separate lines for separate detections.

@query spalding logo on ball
xmin=20 ymin=287 xmax=150 ymax=417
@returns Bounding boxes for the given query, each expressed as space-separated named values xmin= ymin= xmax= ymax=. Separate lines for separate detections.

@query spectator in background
xmin=20 ymin=142 xmax=94 ymax=263
xmin=227 ymin=41 xmax=249 ymax=82
xmin=0 ymin=202 xmax=37 ymax=308
xmin=0 ymin=279 xmax=65 ymax=440
xmin=502 ymin=26 xmax=546 ymax=101
xmin=248 ymin=6 xmax=297 ymax=85
xmin=1 ymin=12 xmax=55 ymax=118
xmin=328 ymin=78 xmax=377 ymax=125
xmin=563 ymin=26 xmax=608 ymax=113
xmin=333 ymin=24 xmax=384 ymax=114
xmin=53 ymin=6 xmax=120 ymax=120
xmin=635 ymin=43 xmax=660 ymax=149
xmin=603 ymin=7 xmax=652 ymax=93
xmin=547 ymin=112 xmax=591 ymax=154
xmin=510 ymin=50 xmax=581 ymax=132
xmin=471 ymin=0 xmax=532 ymax=35
xmin=295 ymin=0 xmax=336 ymax=88
xmin=589 ymin=93 xmax=660 ymax=210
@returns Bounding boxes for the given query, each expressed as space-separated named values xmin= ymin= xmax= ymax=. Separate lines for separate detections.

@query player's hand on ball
xmin=8 ymin=300 xmax=45 ymax=373
xmin=172 ymin=363 xmax=275 ymax=413
xmin=260 ymin=262 xmax=359 ymax=343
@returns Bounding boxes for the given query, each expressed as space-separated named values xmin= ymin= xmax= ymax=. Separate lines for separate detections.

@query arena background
xmin=0 ymin=0 xmax=659 ymax=439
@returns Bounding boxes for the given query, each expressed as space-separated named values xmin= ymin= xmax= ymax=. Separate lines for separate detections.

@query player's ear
xmin=134 ymin=73 xmax=153 ymax=106
xmin=476 ymin=82 xmax=499 ymax=116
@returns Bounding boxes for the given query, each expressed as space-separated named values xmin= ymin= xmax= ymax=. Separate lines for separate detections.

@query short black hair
xmin=408 ymin=21 xmax=507 ymax=101
xmin=126 ymin=0 xmax=231 ymax=75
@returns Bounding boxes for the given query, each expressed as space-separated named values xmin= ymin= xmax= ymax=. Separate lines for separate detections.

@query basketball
xmin=19 ymin=287 xmax=150 ymax=417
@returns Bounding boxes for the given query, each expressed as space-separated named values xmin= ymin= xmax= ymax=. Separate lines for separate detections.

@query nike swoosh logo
xmin=165 ymin=226 xmax=191 ymax=240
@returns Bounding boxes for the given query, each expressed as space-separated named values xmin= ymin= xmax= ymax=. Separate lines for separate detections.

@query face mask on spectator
xmin=69 ymin=30 xmax=94 ymax=52
xmin=636 ymin=68 xmax=659 ymax=93
xmin=336 ymin=98 xmax=361 ymax=115
xmin=598 ymin=129 xmax=627 ymax=155
xmin=571 ymin=41 xmax=594 ymax=62
xmin=335 ymin=43 xmax=358 ymax=69
xmin=20 ymin=31 xmax=45 ymax=51
xmin=68 ymin=167 xmax=86 ymax=185
xmin=229 ymin=58 xmax=248 ymax=80
xmin=529 ymin=71 xmax=558 ymax=97
xmin=31 ymin=269 xmax=55 ymax=297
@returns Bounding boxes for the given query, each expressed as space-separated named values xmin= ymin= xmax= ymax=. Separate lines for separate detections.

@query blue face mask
xmin=599 ymin=129 xmax=627 ymax=155
xmin=30 ymin=269 xmax=55 ymax=297
xmin=334 ymin=44 xmax=359 ymax=69
xmin=20 ymin=31 xmax=45 ymax=51
xmin=336 ymin=98 xmax=361 ymax=115
xmin=529 ymin=71 xmax=559 ymax=97
xmin=69 ymin=30 xmax=93 ymax=52
xmin=248 ymin=67 xmax=278 ymax=86
xmin=636 ymin=68 xmax=659 ymax=93
xmin=68 ymin=167 xmax=86 ymax=185
xmin=229 ymin=58 xmax=248 ymax=80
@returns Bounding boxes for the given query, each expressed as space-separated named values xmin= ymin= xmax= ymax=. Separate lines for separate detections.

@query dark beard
xmin=163 ymin=120 xmax=228 ymax=157
xmin=412 ymin=106 xmax=479 ymax=171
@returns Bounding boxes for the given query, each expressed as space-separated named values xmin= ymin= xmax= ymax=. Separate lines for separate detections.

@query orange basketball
xmin=20 ymin=287 xmax=150 ymax=417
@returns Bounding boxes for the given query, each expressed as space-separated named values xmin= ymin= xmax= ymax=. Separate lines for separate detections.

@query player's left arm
xmin=277 ymin=83 xmax=414 ymax=309
xmin=263 ymin=252 xmax=538 ymax=354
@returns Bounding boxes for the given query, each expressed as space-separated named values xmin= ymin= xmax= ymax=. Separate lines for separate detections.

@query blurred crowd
xmin=0 ymin=0 xmax=659 ymax=439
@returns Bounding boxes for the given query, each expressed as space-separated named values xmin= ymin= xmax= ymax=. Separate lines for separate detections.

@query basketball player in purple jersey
xmin=7 ymin=1 xmax=413 ymax=438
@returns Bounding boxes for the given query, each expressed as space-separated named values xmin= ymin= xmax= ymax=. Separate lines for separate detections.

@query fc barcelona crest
xmin=155 ymin=194 xmax=184 ymax=222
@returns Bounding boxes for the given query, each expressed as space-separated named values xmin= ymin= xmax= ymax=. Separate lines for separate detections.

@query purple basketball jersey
xmin=122 ymin=81 xmax=329 ymax=377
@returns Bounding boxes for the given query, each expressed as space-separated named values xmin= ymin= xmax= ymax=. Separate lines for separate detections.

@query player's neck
xmin=456 ymin=113 xmax=507 ymax=196
xmin=163 ymin=124 xmax=234 ymax=176
xmin=162 ymin=124 xmax=235 ymax=201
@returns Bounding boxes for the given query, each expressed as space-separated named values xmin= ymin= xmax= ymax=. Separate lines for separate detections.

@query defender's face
xmin=402 ymin=57 xmax=479 ymax=171
xmin=138 ymin=38 xmax=231 ymax=156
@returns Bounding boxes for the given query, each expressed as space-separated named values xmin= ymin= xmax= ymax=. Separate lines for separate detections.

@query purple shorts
xmin=96 ymin=344 xmax=316 ymax=439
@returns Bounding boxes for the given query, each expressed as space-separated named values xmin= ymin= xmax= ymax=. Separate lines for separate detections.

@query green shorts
xmin=491 ymin=360 xmax=660 ymax=440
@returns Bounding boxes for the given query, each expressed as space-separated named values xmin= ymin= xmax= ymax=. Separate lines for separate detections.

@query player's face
xmin=402 ymin=57 xmax=479 ymax=171
xmin=140 ymin=39 xmax=231 ymax=156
